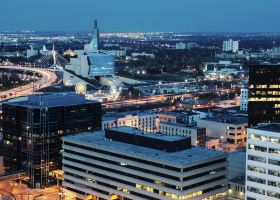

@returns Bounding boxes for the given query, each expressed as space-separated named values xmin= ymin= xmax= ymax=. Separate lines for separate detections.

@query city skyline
xmin=1 ymin=0 xmax=280 ymax=33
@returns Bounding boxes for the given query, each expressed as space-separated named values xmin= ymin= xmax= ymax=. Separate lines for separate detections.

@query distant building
xmin=40 ymin=44 xmax=49 ymax=56
xmin=102 ymin=110 xmax=156 ymax=132
xmin=131 ymin=52 xmax=155 ymax=59
xmin=175 ymin=42 xmax=186 ymax=49
xmin=156 ymin=111 xmax=202 ymax=126
xmin=63 ymin=49 xmax=75 ymax=57
xmin=2 ymin=93 xmax=101 ymax=188
xmin=197 ymin=114 xmax=247 ymax=147
xmin=246 ymin=123 xmax=280 ymax=200
xmin=158 ymin=122 xmax=206 ymax=146
xmin=26 ymin=45 xmax=39 ymax=58
xmin=223 ymin=39 xmax=239 ymax=53
xmin=248 ymin=64 xmax=280 ymax=126
xmin=62 ymin=126 xmax=228 ymax=200
xmin=110 ymin=49 xmax=126 ymax=57
xmin=64 ymin=20 xmax=124 ymax=89
xmin=186 ymin=42 xmax=198 ymax=49
xmin=240 ymin=88 xmax=248 ymax=111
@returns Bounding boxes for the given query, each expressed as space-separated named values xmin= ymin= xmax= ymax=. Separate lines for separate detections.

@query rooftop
xmin=159 ymin=121 xmax=200 ymax=129
xmin=102 ymin=110 xmax=154 ymax=121
xmin=200 ymin=115 xmax=247 ymax=124
xmin=252 ymin=123 xmax=280 ymax=133
xmin=107 ymin=126 xmax=186 ymax=142
xmin=64 ymin=130 xmax=226 ymax=167
xmin=4 ymin=93 xmax=99 ymax=108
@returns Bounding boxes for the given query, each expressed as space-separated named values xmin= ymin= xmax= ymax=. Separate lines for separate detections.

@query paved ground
xmin=0 ymin=181 xmax=61 ymax=200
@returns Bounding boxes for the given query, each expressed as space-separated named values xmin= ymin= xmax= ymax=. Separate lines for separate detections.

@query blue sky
xmin=1 ymin=0 xmax=280 ymax=32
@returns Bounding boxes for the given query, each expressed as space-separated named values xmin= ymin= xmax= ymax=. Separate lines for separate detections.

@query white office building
xmin=240 ymin=88 xmax=249 ymax=111
xmin=246 ymin=123 xmax=280 ymax=200
xmin=102 ymin=111 xmax=156 ymax=132
xmin=62 ymin=127 xmax=228 ymax=200
xmin=158 ymin=122 xmax=206 ymax=146
xmin=197 ymin=115 xmax=247 ymax=147
xmin=223 ymin=39 xmax=239 ymax=53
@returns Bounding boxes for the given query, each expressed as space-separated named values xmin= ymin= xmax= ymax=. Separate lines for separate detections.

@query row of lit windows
xmin=159 ymin=126 xmax=194 ymax=134
xmin=248 ymin=155 xmax=280 ymax=166
xmin=249 ymin=97 xmax=280 ymax=101
xmin=64 ymin=167 xmax=222 ymax=200
xmin=247 ymin=186 xmax=280 ymax=199
xmin=249 ymin=133 xmax=280 ymax=144
xmin=249 ymin=84 xmax=280 ymax=89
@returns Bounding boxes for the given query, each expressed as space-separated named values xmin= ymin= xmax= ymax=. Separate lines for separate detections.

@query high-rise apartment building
xmin=248 ymin=64 xmax=280 ymax=126
xmin=62 ymin=126 xmax=228 ymax=200
xmin=240 ymin=88 xmax=248 ymax=112
xmin=246 ymin=123 xmax=280 ymax=200
xmin=223 ymin=39 xmax=239 ymax=53
xmin=2 ymin=93 xmax=101 ymax=188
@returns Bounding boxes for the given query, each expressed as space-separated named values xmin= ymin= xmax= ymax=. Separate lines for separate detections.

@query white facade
xmin=223 ymin=39 xmax=239 ymax=53
xmin=158 ymin=122 xmax=205 ymax=146
xmin=240 ymin=88 xmax=248 ymax=111
xmin=175 ymin=42 xmax=186 ymax=50
xmin=62 ymin=130 xmax=228 ymax=200
xmin=197 ymin=117 xmax=247 ymax=146
xmin=205 ymin=137 xmax=220 ymax=150
xmin=102 ymin=112 xmax=156 ymax=133
xmin=246 ymin=124 xmax=280 ymax=200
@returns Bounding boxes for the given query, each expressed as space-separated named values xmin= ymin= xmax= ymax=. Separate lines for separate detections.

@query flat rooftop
xmin=201 ymin=115 xmax=247 ymax=124
xmin=108 ymin=126 xmax=186 ymax=142
xmin=252 ymin=123 xmax=280 ymax=133
xmin=102 ymin=110 xmax=154 ymax=121
xmin=3 ymin=93 xmax=99 ymax=108
xmin=64 ymin=130 xmax=226 ymax=167
xmin=159 ymin=121 xmax=201 ymax=129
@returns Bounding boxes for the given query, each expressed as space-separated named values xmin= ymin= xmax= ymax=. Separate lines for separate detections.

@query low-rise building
xmin=197 ymin=114 xmax=247 ymax=147
xmin=102 ymin=111 xmax=156 ymax=132
xmin=62 ymin=126 xmax=228 ymax=200
xmin=205 ymin=137 xmax=220 ymax=150
xmin=158 ymin=122 xmax=206 ymax=146
xmin=157 ymin=111 xmax=202 ymax=126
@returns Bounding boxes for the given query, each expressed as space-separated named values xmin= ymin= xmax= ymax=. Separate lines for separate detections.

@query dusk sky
xmin=1 ymin=0 xmax=280 ymax=32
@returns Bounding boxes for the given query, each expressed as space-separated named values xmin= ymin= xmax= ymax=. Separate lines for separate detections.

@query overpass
xmin=0 ymin=171 xmax=28 ymax=181
xmin=0 ymin=65 xmax=57 ymax=101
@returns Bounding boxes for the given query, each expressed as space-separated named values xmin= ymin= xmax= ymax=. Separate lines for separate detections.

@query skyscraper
xmin=90 ymin=19 xmax=99 ymax=52
xmin=248 ymin=64 xmax=280 ymax=126
xmin=2 ymin=93 xmax=101 ymax=188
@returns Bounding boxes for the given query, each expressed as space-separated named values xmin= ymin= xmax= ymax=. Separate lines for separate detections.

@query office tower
xmin=248 ymin=64 xmax=280 ymax=126
xmin=240 ymin=88 xmax=248 ymax=111
xmin=90 ymin=19 xmax=99 ymax=52
xmin=62 ymin=126 xmax=228 ymax=200
xmin=2 ymin=93 xmax=101 ymax=188
xmin=223 ymin=39 xmax=239 ymax=53
xmin=246 ymin=123 xmax=280 ymax=200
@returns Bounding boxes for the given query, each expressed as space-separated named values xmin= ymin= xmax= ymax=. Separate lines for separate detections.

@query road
xmin=0 ymin=66 xmax=57 ymax=101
